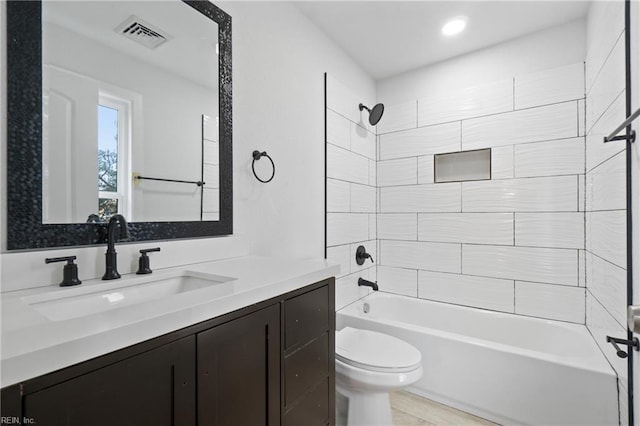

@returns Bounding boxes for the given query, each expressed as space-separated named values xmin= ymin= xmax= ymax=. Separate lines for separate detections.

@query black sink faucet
xmin=102 ymin=214 xmax=129 ymax=280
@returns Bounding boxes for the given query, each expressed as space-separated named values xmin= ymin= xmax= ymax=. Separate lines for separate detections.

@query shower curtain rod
xmin=603 ymin=106 xmax=640 ymax=142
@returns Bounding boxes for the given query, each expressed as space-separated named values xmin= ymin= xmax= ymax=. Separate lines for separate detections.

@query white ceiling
xmin=294 ymin=1 xmax=590 ymax=80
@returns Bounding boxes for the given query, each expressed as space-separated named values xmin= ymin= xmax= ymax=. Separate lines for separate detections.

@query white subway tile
xmin=461 ymin=102 xmax=578 ymax=150
xmin=327 ymin=179 xmax=350 ymax=213
xmin=586 ymin=37 xmax=626 ymax=132
xmin=491 ymin=146 xmax=514 ymax=179
xmin=203 ymin=164 xmax=219 ymax=189
xmin=202 ymin=188 xmax=219 ymax=213
xmin=327 ymin=144 xmax=369 ymax=185
xmin=369 ymin=159 xmax=377 ymax=186
xmin=378 ymin=158 xmax=417 ymax=187
xmin=380 ymin=122 xmax=460 ymax=160
xmin=378 ymin=266 xmax=418 ymax=297
xmin=380 ymin=183 xmax=461 ymax=213
xmin=203 ymin=114 xmax=218 ymax=142
xmin=578 ymin=250 xmax=585 ymax=287
xmin=586 ymin=1 xmax=624 ymax=92
xmin=203 ymin=140 xmax=219 ymax=165
xmin=351 ymin=240 xmax=377 ymax=274
xmin=620 ymin=383 xmax=629 ymax=426
xmin=515 ymin=213 xmax=584 ymax=249
xmin=585 ymin=92 xmax=625 ymax=172
xmin=381 ymin=240 xmax=461 ymax=273
xmin=578 ymin=100 xmax=586 ymax=136
xmin=336 ymin=271 xmax=371 ymax=310
xmin=586 ymin=293 xmax=627 ymax=380
xmin=377 ymin=100 xmax=417 ymax=134
xmin=514 ymin=63 xmax=585 ymax=109
xmin=514 ymin=137 xmax=585 ymax=178
xmin=378 ymin=213 xmax=417 ymax=241
xmin=418 ymin=213 xmax=513 ymax=245
xmin=418 ymin=78 xmax=513 ymax=127
xmin=579 ymin=174 xmax=586 ymax=212
xmin=326 ymin=244 xmax=351 ymax=278
xmin=369 ymin=214 xmax=377 ymax=240
xmin=586 ymin=210 xmax=626 ymax=269
xmin=417 ymin=156 xmax=434 ymax=184
xmin=586 ymin=151 xmax=626 ymax=211
xmin=350 ymin=183 xmax=376 ymax=213
xmin=327 ymin=213 xmax=369 ymax=246
xmin=462 ymin=176 xmax=578 ymax=212
xmin=326 ymin=74 xmax=373 ymax=131
xmin=586 ymin=251 xmax=626 ymax=327
xmin=326 ymin=109 xmax=350 ymax=150
xmin=202 ymin=212 xmax=219 ymax=221
xmin=515 ymin=282 xmax=585 ymax=323
xmin=462 ymin=245 xmax=578 ymax=286
xmin=351 ymin=123 xmax=376 ymax=160
xmin=419 ymin=271 xmax=514 ymax=313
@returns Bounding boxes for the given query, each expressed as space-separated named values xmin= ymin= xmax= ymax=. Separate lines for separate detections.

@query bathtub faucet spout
xmin=358 ymin=278 xmax=378 ymax=291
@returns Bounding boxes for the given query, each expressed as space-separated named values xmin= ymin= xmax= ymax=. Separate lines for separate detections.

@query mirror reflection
xmin=42 ymin=1 xmax=220 ymax=224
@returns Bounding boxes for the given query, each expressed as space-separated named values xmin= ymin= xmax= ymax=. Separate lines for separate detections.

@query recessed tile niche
xmin=434 ymin=148 xmax=491 ymax=183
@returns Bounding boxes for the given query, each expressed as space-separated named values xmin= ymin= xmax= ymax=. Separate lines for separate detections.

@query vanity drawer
xmin=285 ymin=285 xmax=329 ymax=350
xmin=285 ymin=332 xmax=329 ymax=406
xmin=284 ymin=378 xmax=329 ymax=426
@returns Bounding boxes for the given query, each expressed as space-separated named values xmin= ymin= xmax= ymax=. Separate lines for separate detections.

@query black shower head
xmin=359 ymin=103 xmax=385 ymax=126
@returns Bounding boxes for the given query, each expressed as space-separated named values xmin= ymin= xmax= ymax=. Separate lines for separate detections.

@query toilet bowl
xmin=335 ymin=327 xmax=423 ymax=426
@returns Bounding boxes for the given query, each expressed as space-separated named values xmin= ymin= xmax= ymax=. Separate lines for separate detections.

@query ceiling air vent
xmin=115 ymin=15 xmax=172 ymax=50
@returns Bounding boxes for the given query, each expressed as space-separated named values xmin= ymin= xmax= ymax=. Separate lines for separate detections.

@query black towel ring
xmin=252 ymin=150 xmax=275 ymax=183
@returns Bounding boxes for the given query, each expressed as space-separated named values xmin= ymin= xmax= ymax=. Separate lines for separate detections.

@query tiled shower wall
xmin=584 ymin=1 xmax=629 ymax=423
xmin=325 ymin=74 xmax=378 ymax=310
xmin=376 ymin=62 xmax=587 ymax=324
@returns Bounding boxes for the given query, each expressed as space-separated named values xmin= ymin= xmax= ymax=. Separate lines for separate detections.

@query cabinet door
xmin=21 ymin=336 xmax=196 ymax=426
xmin=197 ymin=304 xmax=280 ymax=426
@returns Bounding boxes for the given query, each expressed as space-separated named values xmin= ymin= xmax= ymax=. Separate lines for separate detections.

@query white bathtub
xmin=337 ymin=292 xmax=619 ymax=426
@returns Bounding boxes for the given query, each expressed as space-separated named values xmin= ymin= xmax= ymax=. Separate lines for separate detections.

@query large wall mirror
xmin=7 ymin=0 xmax=232 ymax=250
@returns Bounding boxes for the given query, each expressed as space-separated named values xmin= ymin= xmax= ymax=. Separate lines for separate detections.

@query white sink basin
xmin=22 ymin=271 xmax=236 ymax=321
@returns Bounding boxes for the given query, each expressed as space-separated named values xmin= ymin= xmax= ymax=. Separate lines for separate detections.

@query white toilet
xmin=335 ymin=327 xmax=424 ymax=426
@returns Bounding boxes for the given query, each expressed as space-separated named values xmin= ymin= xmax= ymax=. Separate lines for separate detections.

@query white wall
xmin=584 ymin=2 xmax=629 ymax=424
xmin=217 ymin=1 xmax=375 ymax=259
xmin=377 ymin=19 xmax=586 ymax=105
xmin=0 ymin=1 xmax=374 ymax=291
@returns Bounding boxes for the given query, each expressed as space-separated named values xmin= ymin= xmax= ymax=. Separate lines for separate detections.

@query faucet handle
xmin=45 ymin=256 xmax=82 ymax=287
xmin=137 ymin=248 xmax=161 ymax=274
xmin=355 ymin=245 xmax=374 ymax=265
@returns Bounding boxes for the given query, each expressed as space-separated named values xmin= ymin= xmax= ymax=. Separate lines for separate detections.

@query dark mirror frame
xmin=6 ymin=0 xmax=232 ymax=250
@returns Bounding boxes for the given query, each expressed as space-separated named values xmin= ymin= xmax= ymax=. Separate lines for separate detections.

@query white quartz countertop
xmin=0 ymin=255 xmax=339 ymax=388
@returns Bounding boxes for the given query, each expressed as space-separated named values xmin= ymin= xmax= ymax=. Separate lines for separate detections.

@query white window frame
xmin=98 ymin=92 xmax=132 ymax=219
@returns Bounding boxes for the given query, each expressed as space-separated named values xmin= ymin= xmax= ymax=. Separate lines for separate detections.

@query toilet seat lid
xmin=336 ymin=327 xmax=422 ymax=373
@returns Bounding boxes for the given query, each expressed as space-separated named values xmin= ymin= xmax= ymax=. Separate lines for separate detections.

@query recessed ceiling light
xmin=442 ymin=17 xmax=467 ymax=36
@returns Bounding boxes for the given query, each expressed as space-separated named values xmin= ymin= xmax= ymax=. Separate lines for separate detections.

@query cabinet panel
xmin=197 ymin=304 xmax=280 ymax=426
xmin=22 ymin=336 xmax=196 ymax=426
xmin=285 ymin=332 xmax=329 ymax=406
xmin=284 ymin=378 xmax=329 ymax=426
xmin=285 ymin=286 xmax=329 ymax=350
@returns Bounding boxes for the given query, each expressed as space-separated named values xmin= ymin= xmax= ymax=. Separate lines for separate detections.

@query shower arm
xmin=603 ymin=106 xmax=640 ymax=143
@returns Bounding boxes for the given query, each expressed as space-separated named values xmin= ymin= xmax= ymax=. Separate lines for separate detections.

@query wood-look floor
xmin=390 ymin=391 xmax=499 ymax=426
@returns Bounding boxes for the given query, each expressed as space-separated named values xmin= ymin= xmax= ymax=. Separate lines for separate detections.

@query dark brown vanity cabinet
xmin=1 ymin=278 xmax=335 ymax=426
xmin=197 ymin=304 xmax=281 ymax=425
